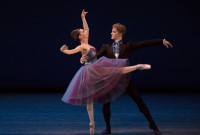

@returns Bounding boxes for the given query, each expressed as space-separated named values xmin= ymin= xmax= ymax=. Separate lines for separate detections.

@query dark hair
xmin=112 ymin=23 xmax=126 ymax=37
xmin=71 ymin=29 xmax=80 ymax=41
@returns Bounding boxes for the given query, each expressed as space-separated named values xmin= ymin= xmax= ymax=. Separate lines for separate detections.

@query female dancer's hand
xmin=60 ymin=44 xmax=68 ymax=52
xmin=81 ymin=9 xmax=88 ymax=18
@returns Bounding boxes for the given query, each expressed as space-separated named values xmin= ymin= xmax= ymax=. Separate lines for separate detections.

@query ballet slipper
xmin=137 ymin=64 xmax=151 ymax=70
xmin=89 ymin=122 xmax=95 ymax=135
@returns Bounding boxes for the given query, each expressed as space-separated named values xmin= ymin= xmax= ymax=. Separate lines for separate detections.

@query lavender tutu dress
xmin=61 ymin=48 xmax=129 ymax=105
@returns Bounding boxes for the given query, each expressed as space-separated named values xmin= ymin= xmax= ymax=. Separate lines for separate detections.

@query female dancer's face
xmin=111 ymin=28 xmax=122 ymax=40
xmin=79 ymin=29 xmax=88 ymax=40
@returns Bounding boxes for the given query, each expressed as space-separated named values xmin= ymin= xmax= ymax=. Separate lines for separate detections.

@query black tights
xmin=102 ymin=81 xmax=156 ymax=129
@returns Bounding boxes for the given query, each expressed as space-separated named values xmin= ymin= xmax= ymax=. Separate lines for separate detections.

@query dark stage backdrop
xmin=0 ymin=0 xmax=200 ymax=92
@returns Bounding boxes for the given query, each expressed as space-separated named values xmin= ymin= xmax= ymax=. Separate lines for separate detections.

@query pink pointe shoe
xmin=89 ymin=122 xmax=95 ymax=135
xmin=137 ymin=64 xmax=151 ymax=70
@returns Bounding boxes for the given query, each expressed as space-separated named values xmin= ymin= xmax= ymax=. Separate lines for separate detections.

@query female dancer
xmin=60 ymin=9 xmax=151 ymax=135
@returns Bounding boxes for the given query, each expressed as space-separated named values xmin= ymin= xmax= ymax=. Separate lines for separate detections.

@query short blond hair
xmin=112 ymin=23 xmax=126 ymax=37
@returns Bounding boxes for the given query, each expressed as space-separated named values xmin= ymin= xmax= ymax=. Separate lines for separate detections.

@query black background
xmin=1 ymin=0 xmax=200 ymax=92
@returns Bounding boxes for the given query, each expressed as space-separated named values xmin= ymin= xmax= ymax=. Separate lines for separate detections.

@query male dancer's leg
xmin=127 ymin=81 xmax=160 ymax=134
xmin=101 ymin=102 xmax=111 ymax=134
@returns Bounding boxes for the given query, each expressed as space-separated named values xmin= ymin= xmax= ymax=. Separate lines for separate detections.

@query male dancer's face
xmin=111 ymin=27 xmax=122 ymax=41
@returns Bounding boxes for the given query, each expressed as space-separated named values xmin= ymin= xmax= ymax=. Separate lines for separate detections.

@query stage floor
xmin=0 ymin=91 xmax=200 ymax=135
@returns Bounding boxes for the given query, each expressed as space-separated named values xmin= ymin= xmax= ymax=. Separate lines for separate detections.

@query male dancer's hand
xmin=80 ymin=55 xmax=88 ymax=64
xmin=163 ymin=39 xmax=173 ymax=48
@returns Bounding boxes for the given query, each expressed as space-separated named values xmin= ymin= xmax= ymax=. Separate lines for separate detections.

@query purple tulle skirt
xmin=61 ymin=56 xmax=129 ymax=105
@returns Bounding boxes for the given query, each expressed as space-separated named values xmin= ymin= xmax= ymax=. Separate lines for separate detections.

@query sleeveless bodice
xmin=62 ymin=47 xmax=129 ymax=105
xmin=83 ymin=48 xmax=97 ymax=65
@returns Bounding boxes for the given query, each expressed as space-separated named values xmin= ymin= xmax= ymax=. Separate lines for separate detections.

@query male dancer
xmin=81 ymin=23 xmax=173 ymax=134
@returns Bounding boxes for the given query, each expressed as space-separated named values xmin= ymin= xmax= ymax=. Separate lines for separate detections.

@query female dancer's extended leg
xmin=122 ymin=64 xmax=151 ymax=74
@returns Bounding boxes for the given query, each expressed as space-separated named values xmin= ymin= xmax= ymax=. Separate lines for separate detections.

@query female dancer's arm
xmin=81 ymin=9 xmax=89 ymax=35
xmin=60 ymin=44 xmax=82 ymax=55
